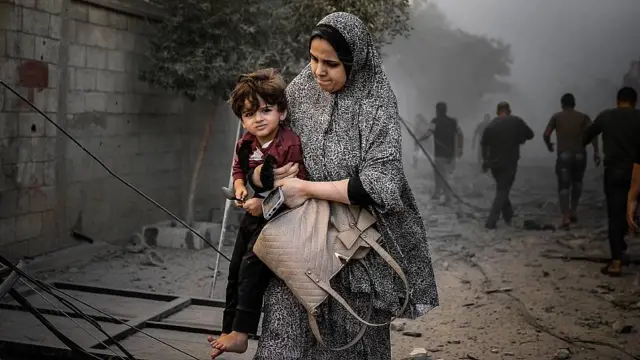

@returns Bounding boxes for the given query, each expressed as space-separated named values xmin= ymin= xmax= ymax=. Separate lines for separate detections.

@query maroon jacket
xmin=232 ymin=126 xmax=307 ymax=183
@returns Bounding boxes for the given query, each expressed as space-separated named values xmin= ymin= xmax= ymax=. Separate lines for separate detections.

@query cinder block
xmin=15 ymin=0 xmax=36 ymax=8
xmin=69 ymin=3 xmax=88 ymax=21
xmin=29 ymin=186 xmax=56 ymax=212
xmin=0 ymin=217 xmax=16 ymax=247
xmin=0 ymin=3 xmax=19 ymax=31
xmin=43 ymin=161 xmax=55 ymax=186
xmin=88 ymin=6 xmax=109 ymax=26
xmin=49 ymin=15 xmax=62 ymax=39
xmin=6 ymin=32 xmax=35 ymax=59
xmin=0 ymin=29 xmax=5 ymax=57
xmin=37 ymin=0 xmax=62 ymax=14
xmin=35 ymin=37 xmax=60 ymax=63
xmin=106 ymin=93 xmax=124 ymax=113
xmin=0 ymin=113 xmax=18 ymax=139
xmin=142 ymin=221 xmax=222 ymax=250
xmin=96 ymin=70 xmax=117 ymax=92
xmin=106 ymin=50 xmax=125 ymax=72
xmin=44 ymin=113 xmax=57 ymax=137
xmin=22 ymin=8 xmax=51 ymax=37
xmin=15 ymin=212 xmax=42 ymax=241
xmin=17 ymin=189 xmax=29 ymax=215
xmin=86 ymin=47 xmax=107 ymax=69
xmin=75 ymin=68 xmax=96 ymax=91
xmin=107 ymin=12 xmax=128 ymax=30
xmin=16 ymin=162 xmax=44 ymax=187
xmin=18 ymin=112 xmax=45 ymax=137
xmin=67 ymin=91 xmax=85 ymax=114
xmin=68 ymin=44 xmax=86 ymax=67
xmin=30 ymin=137 xmax=47 ymax=162
xmin=85 ymin=92 xmax=107 ymax=112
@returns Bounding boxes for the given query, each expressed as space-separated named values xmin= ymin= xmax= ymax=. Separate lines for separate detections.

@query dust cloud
xmin=387 ymin=0 xmax=640 ymax=160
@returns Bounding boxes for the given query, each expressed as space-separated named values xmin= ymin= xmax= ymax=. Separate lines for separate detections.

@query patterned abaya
xmin=253 ymin=12 xmax=439 ymax=360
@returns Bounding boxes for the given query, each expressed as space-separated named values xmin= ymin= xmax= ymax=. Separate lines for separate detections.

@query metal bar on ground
xmin=0 ymin=261 xmax=24 ymax=301
xmin=89 ymin=297 xmax=192 ymax=349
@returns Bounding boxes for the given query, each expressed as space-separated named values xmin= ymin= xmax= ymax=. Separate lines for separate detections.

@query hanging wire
xmin=0 ymin=80 xmax=231 ymax=263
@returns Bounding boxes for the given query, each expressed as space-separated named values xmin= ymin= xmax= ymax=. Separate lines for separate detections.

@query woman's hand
xmin=275 ymin=177 xmax=309 ymax=208
xmin=243 ymin=198 xmax=263 ymax=217
xmin=252 ymin=163 xmax=299 ymax=188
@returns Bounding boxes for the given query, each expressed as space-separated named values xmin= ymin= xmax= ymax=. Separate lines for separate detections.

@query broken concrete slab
xmin=142 ymin=221 xmax=222 ymax=250
xmin=22 ymin=241 xmax=119 ymax=275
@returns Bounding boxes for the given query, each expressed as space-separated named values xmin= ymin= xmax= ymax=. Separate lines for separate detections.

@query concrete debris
xmin=391 ymin=320 xmax=406 ymax=332
xmin=409 ymin=348 xmax=428 ymax=356
xmin=402 ymin=331 xmax=422 ymax=338
xmin=553 ymin=348 xmax=572 ymax=360
xmin=140 ymin=250 xmax=166 ymax=268
xmin=611 ymin=320 xmax=634 ymax=334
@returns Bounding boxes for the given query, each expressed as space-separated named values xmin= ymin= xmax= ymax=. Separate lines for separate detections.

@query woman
xmin=249 ymin=12 xmax=438 ymax=359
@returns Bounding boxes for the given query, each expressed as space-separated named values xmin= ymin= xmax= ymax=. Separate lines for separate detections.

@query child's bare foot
xmin=207 ymin=334 xmax=227 ymax=359
xmin=212 ymin=331 xmax=249 ymax=355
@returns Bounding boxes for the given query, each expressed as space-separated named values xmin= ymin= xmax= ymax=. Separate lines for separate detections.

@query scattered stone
xmin=427 ymin=348 xmax=441 ymax=353
xmin=447 ymin=340 xmax=461 ymax=344
xmin=402 ymin=331 xmax=422 ymax=338
xmin=442 ymin=261 xmax=449 ymax=270
xmin=390 ymin=320 xmax=406 ymax=332
xmin=553 ymin=348 xmax=571 ymax=360
xmin=465 ymin=354 xmax=480 ymax=360
xmin=612 ymin=320 xmax=634 ymax=334
xmin=484 ymin=287 xmax=513 ymax=294
xmin=140 ymin=250 xmax=166 ymax=268
xmin=409 ymin=348 xmax=428 ymax=356
xmin=504 ymin=352 xmax=515 ymax=356
xmin=401 ymin=355 xmax=431 ymax=360
xmin=542 ymin=270 xmax=550 ymax=277
xmin=491 ymin=348 xmax=499 ymax=353
xmin=462 ymin=302 xmax=475 ymax=307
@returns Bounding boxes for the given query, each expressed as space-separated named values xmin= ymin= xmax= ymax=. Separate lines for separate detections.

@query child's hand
xmin=235 ymin=186 xmax=248 ymax=201
xmin=242 ymin=198 xmax=263 ymax=217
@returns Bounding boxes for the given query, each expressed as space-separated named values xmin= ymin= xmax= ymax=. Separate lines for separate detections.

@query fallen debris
xmin=484 ymin=287 xmax=513 ymax=294
xmin=402 ymin=331 xmax=422 ymax=338
xmin=553 ymin=348 xmax=572 ymax=360
xmin=391 ymin=320 xmax=406 ymax=332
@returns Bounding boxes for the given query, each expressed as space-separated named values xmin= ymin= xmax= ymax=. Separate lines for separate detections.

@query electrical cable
xmin=0 ymin=80 xmax=231 ymax=263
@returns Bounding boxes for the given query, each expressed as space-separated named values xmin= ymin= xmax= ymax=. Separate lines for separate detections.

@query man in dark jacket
xmin=583 ymin=86 xmax=640 ymax=277
xmin=481 ymin=101 xmax=534 ymax=229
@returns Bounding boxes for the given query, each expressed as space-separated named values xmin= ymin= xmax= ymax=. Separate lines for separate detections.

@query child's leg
xmin=213 ymin=219 xmax=272 ymax=354
xmin=221 ymin=214 xmax=261 ymax=334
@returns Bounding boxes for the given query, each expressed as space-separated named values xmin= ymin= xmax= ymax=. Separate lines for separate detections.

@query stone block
xmin=18 ymin=112 xmax=45 ymax=137
xmin=49 ymin=15 xmax=62 ymax=39
xmin=67 ymin=91 xmax=85 ymax=114
xmin=29 ymin=186 xmax=56 ymax=212
xmin=15 ymin=0 xmax=36 ymax=8
xmin=17 ymin=189 xmax=29 ymax=215
xmin=86 ymin=47 xmax=107 ymax=69
xmin=0 ymin=190 xmax=17 ymax=217
xmin=0 ymin=217 xmax=16 ymax=247
xmin=43 ymin=161 xmax=55 ymax=186
xmin=44 ymin=114 xmax=57 ymax=137
xmin=35 ymin=37 xmax=60 ymax=64
xmin=0 ymin=3 xmax=19 ymax=30
xmin=85 ymin=92 xmax=107 ymax=112
xmin=15 ymin=212 xmax=42 ymax=241
xmin=142 ymin=221 xmax=222 ymax=250
xmin=108 ymin=12 xmax=128 ymax=30
xmin=22 ymin=8 xmax=50 ymax=37
xmin=30 ymin=137 xmax=46 ymax=162
xmin=6 ymin=32 xmax=35 ymax=59
xmin=37 ymin=0 xmax=62 ymax=14
xmin=1 ymin=138 xmax=30 ymax=164
xmin=47 ymin=63 xmax=59 ymax=89
xmin=88 ymin=6 xmax=109 ymax=26
xmin=107 ymin=50 xmax=125 ymax=72
xmin=14 ymin=162 xmax=44 ymax=188
xmin=106 ymin=93 xmax=124 ymax=113
xmin=77 ymin=22 xmax=116 ymax=49
xmin=75 ymin=68 xmax=96 ymax=91
xmin=96 ymin=70 xmax=119 ymax=92
xmin=69 ymin=3 xmax=88 ymax=21
xmin=68 ymin=44 xmax=86 ymax=67
xmin=0 ymin=113 xmax=18 ymax=138
xmin=0 ymin=29 xmax=5 ymax=57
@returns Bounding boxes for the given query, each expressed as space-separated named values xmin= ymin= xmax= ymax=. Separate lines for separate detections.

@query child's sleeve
xmin=231 ymin=141 xmax=245 ymax=183
xmin=283 ymin=143 xmax=307 ymax=180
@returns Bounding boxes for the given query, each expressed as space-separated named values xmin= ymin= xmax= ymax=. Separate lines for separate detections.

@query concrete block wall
xmin=0 ymin=0 xmax=238 ymax=260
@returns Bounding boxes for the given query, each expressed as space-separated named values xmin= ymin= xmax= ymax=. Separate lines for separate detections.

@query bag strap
xmin=307 ymin=259 xmax=374 ymax=351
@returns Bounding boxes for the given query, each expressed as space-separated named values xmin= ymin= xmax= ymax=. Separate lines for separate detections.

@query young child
xmin=209 ymin=68 xmax=307 ymax=359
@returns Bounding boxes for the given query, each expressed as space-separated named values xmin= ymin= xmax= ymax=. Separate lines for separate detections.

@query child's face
xmin=241 ymin=95 xmax=286 ymax=141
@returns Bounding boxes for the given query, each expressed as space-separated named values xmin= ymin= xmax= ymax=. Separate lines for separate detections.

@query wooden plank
xmin=90 ymin=297 xmax=192 ymax=349
xmin=0 ymin=308 xmax=121 ymax=348
xmin=109 ymin=327 xmax=258 ymax=360
xmin=0 ymin=338 xmax=136 ymax=360
xmin=54 ymin=282 xmax=177 ymax=302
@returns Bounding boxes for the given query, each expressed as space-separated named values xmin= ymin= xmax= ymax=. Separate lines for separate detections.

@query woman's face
xmin=310 ymin=38 xmax=347 ymax=93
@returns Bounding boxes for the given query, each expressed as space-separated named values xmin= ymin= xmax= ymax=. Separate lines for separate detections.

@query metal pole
xmin=209 ymin=121 xmax=243 ymax=299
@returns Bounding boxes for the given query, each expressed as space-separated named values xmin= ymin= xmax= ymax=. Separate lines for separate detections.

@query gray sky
xmin=434 ymin=0 xmax=640 ymax=116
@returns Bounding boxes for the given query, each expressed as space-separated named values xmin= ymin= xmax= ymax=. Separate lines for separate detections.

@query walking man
xmin=543 ymin=93 xmax=601 ymax=228
xmin=481 ymin=101 xmax=534 ymax=229
xmin=583 ymin=86 xmax=640 ymax=277
xmin=421 ymin=102 xmax=463 ymax=202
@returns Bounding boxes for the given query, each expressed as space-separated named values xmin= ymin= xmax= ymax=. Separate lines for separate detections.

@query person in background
xmin=583 ymin=86 xmax=640 ymax=277
xmin=473 ymin=114 xmax=491 ymax=169
xmin=543 ymin=93 xmax=600 ymax=229
xmin=420 ymin=101 xmax=463 ymax=202
xmin=628 ymin=163 xmax=640 ymax=233
xmin=480 ymin=101 xmax=534 ymax=229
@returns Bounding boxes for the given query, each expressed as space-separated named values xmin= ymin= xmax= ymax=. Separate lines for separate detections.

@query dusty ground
xmin=31 ymin=160 xmax=640 ymax=360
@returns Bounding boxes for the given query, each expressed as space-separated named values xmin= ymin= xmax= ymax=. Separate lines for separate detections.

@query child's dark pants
xmin=222 ymin=213 xmax=273 ymax=335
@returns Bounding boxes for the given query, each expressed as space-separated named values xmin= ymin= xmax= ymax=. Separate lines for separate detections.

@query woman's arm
xmin=302 ymin=179 xmax=350 ymax=204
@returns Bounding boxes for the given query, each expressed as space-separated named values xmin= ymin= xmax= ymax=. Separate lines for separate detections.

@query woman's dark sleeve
xmin=347 ymin=173 xmax=375 ymax=206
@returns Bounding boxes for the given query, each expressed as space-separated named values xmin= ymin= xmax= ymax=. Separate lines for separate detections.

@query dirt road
xmin=37 ymin=161 xmax=640 ymax=360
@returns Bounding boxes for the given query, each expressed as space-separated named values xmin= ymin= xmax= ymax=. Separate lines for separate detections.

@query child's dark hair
xmin=228 ymin=68 xmax=287 ymax=119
